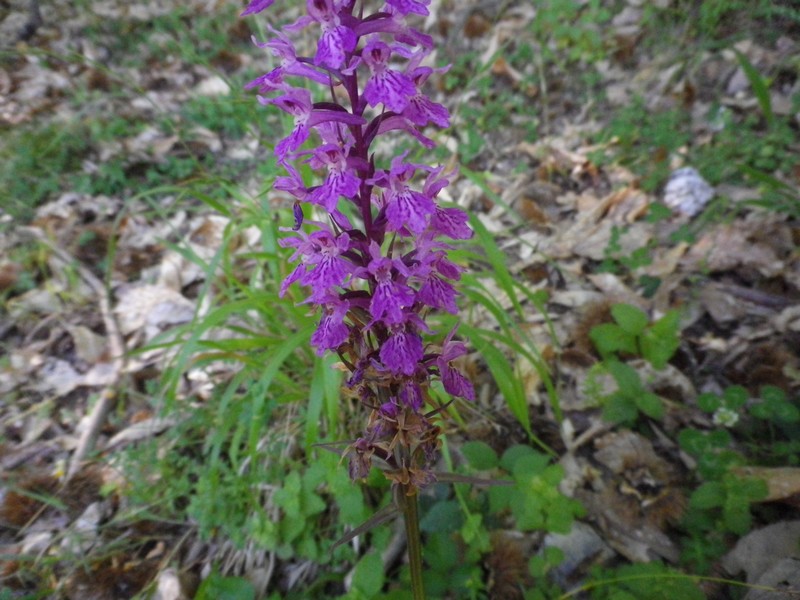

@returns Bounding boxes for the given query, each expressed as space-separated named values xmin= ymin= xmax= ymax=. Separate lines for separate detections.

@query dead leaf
xmin=114 ymin=284 xmax=195 ymax=340
xmin=34 ymin=358 xmax=82 ymax=396
xmin=683 ymin=222 xmax=784 ymax=277
xmin=721 ymin=520 xmax=800 ymax=583
xmin=743 ymin=559 xmax=800 ymax=600
xmin=65 ymin=325 xmax=107 ymax=364
xmin=733 ymin=467 xmax=800 ymax=504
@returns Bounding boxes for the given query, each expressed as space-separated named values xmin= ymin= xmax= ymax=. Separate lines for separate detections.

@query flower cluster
xmin=243 ymin=0 xmax=473 ymax=493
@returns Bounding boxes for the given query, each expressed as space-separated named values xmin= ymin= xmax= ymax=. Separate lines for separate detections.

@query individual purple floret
xmin=362 ymin=40 xmax=417 ymax=112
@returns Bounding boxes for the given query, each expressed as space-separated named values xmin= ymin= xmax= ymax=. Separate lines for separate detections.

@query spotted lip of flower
xmin=368 ymin=262 xmax=416 ymax=326
xmin=362 ymin=40 xmax=417 ymax=113
xmin=369 ymin=155 xmax=436 ymax=235
xmin=278 ymin=227 xmax=353 ymax=301
xmin=310 ymin=295 xmax=351 ymax=354
xmin=306 ymin=144 xmax=361 ymax=212
xmin=307 ymin=0 xmax=357 ymax=69
xmin=380 ymin=327 xmax=424 ymax=376
xmin=403 ymin=67 xmax=450 ymax=128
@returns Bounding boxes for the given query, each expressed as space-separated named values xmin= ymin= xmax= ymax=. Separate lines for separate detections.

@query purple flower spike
xmin=244 ymin=0 xmax=475 ymax=492
xmin=249 ymin=29 xmax=331 ymax=91
xmin=263 ymin=88 xmax=314 ymax=158
xmin=292 ymin=202 xmax=304 ymax=230
xmin=386 ymin=0 xmax=431 ymax=16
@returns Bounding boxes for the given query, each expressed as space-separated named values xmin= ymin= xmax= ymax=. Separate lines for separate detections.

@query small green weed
xmin=529 ymin=0 xmax=612 ymax=67
xmin=0 ymin=122 xmax=91 ymax=219
xmin=410 ymin=440 xmax=583 ymax=599
xmin=587 ymin=303 xmax=682 ymax=423
xmin=486 ymin=444 xmax=585 ymax=534
xmin=181 ymin=96 xmax=256 ymax=140
xmin=674 ymin=384 xmax=798 ymax=569
xmin=590 ymin=303 xmax=681 ymax=370
xmin=697 ymin=385 xmax=800 ymax=466
xmin=593 ymin=99 xmax=690 ymax=192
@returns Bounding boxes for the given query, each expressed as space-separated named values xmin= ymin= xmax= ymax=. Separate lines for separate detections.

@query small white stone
xmin=195 ymin=75 xmax=231 ymax=97
xmin=663 ymin=167 xmax=715 ymax=217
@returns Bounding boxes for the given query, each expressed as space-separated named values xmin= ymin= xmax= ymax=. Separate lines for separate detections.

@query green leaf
xmin=722 ymin=385 xmax=748 ymax=410
xmin=635 ymin=391 xmax=664 ymax=420
xmin=760 ymin=385 xmax=786 ymax=404
xmin=690 ymin=482 xmax=725 ymax=509
xmin=605 ymin=359 xmax=643 ymax=394
xmin=639 ymin=329 xmax=677 ymax=370
xmin=426 ymin=531 xmax=459 ymax=571
xmin=678 ymin=428 xmax=709 ymax=455
xmin=512 ymin=453 xmax=551 ymax=478
xmin=590 ymin=323 xmax=637 ymax=357
xmin=350 ymin=552 xmax=384 ymax=598
xmin=707 ymin=429 xmax=732 ymax=447
xmin=733 ymin=476 xmax=769 ymax=502
xmin=512 ymin=494 xmax=546 ymax=530
xmin=697 ymin=449 xmax=742 ymax=479
xmin=697 ymin=392 xmax=722 ymax=413
xmin=594 ymin=563 xmax=705 ymax=600
xmin=461 ymin=440 xmax=499 ymax=470
xmin=466 ymin=211 xmax=523 ymax=315
xmin=772 ymin=400 xmax=800 ymax=424
xmin=195 ymin=573 xmax=256 ymax=600
xmin=500 ymin=444 xmax=536 ymax=472
xmin=646 ymin=202 xmax=674 ymax=223
xmin=420 ymin=500 xmax=462 ymax=534
xmin=603 ymin=391 xmax=639 ymax=424
xmin=749 ymin=401 xmax=773 ymax=420
xmin=488 ymin=482 xmax=514 ymax=514
xmin=641 ymin=310 xmax=681 ymax=369
xmin=611 ymin=303 xmax=649 ymax=335
xmin=460 ymin=324 xmax=531 ymax=436
xmin=461 ymin=512 xmax=490 ymax=551
xmin=734 ymin=49 xmax=775 ymax=129
xmin=722 ymin=495 xmax=752 ymax=534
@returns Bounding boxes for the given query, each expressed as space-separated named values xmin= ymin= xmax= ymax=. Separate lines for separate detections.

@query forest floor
xmin=1 ymin=0 xmax=799 ymax=598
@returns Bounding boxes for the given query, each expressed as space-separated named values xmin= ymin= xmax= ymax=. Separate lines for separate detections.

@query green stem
xmin=399 ymin=485 xmax=425 ymax=600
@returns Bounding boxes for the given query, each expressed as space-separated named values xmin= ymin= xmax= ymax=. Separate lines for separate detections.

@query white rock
xmin=663 ymin=167 xmax=714 ymax=217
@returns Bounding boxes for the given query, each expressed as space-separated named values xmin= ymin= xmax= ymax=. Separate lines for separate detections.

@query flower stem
xmin=399 ymin=485 xmax=425 ymax=600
